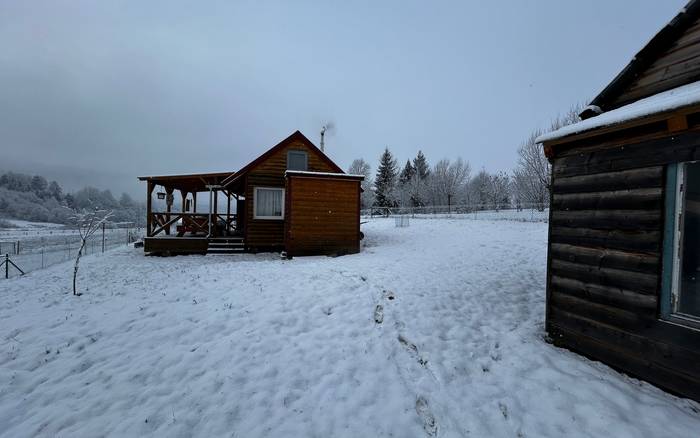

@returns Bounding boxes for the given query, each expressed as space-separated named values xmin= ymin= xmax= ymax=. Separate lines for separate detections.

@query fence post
xmin=16 ymin=240 xmax=20 ymax=255
xmin=102 ymin=222 xmax=105 ymax=253
xmin=5 ymin=254 xmax=8 ymax=279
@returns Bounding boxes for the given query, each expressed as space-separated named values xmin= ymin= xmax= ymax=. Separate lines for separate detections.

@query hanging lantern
xmin=156 ymin=192 xmax=166 ymax=200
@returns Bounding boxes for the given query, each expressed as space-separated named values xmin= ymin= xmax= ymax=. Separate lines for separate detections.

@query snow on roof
xmin=537 ymin=80 xmax=700 ymax=143
xmin=285 ymin=170 xmax=364 ymax=178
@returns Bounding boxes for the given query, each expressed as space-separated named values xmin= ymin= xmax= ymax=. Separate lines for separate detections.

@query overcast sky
xmin=0 ymin=0 xmax=688 ymax=198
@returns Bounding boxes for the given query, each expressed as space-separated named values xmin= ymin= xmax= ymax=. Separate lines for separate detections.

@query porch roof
xmin=137 ymin=171 xmax=234 ymax=193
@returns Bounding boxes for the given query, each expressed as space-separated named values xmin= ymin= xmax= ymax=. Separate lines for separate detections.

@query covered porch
xmin=137 ymin=172 xmax=245 ymax=254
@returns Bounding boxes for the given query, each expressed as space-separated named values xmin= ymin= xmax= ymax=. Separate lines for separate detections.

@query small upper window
xmin=662 ymin=161 xmax=700 ymax=327
xmin=287 ymin=150 xmax=308 ymax=171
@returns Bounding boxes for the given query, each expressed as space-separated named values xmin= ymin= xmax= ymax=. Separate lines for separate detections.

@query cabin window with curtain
xmin=662 ymin=161 xmax=700 ymax=327
xmin=253 ymin=187 xmax=284 ymax=220
xmin=287 ymin=150 xmax=308 ymax=171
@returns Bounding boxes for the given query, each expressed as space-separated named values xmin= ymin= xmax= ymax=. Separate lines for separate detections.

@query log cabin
xmin=138 ymin=131 xmax=363 ymax=257
xmin=538 ymin=1 xmax=700 ymax=402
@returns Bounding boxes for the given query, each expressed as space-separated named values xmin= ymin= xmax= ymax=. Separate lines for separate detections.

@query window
xmin=253 ymin=187 xmax=284 ymax=219
xmin=287 ymin=150 xmax=308 ymax=171
xmin=662 ymin=161 xmax=700 ymax=326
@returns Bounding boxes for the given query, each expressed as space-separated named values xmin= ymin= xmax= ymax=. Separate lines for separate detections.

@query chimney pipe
xmin=320 ymin=126 xmax=326 ymax=152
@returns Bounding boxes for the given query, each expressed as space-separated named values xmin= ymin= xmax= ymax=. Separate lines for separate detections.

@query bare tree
xmin=514 ymin=129 xmax=550 ymax=210
xmin=512 ymin=103 xmax=584 ymax=210
xmin=488 ymin=171 xmax=511 ymax=210
xmin=72 ymin=208 xmax=113 ymax=296
xmin=428 ymin=158 xmax=470 ymax=207
xmin=348 ymin=158 xmax=374 ymax=208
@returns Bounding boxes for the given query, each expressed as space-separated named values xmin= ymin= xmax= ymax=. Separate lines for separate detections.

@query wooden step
xmin=207 ymin=237 xmax=245 ymax=254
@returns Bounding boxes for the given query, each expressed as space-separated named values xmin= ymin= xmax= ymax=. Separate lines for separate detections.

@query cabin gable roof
xmin=582 ymin=0 xmax=700 ymax=119
xmin=222 ymin=130 xmax=343 ymax=188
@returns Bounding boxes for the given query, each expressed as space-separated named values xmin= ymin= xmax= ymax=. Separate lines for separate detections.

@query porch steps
xmin=207 ymin=237 xmax=245 ymax=254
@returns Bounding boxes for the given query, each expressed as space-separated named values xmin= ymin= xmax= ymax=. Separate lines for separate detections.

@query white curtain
xmin=256 ymin=188 xmax=283 ymax=217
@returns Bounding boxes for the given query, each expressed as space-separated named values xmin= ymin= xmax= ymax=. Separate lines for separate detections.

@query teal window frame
xmin=660 ymin=163 xmax=678 ymax=318
xmin=661 ymin=161 xmax=700 ymax=328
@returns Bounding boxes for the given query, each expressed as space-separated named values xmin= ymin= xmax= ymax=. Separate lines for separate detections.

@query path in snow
xmin=0 ymin=219 xmax=698 ymax=437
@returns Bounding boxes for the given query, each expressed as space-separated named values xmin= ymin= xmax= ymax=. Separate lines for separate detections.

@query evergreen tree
xmin=413 ymin=150 xmax=430 ymax=180
xmin=31 ymin=175 xmax=48 ymax=195
xmin=65 ymin=193 xmax=76 ymax=210
xmin=48 ymin=181 xmax=63 ymax=201
xmin=399 ymin=160 xmax=415 ymax=185
xmin=374 ymin=147 xmax=398 ymax=207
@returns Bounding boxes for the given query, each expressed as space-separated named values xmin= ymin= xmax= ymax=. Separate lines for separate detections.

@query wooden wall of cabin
xmin=285 ymin=176 xmax=360 ymax=257
xmin=610 ymin=16 xmax=700 ymax=109
xmin=546 ymin=125 xmax=700 ymax=402
xmin=244 ymin=139 xmax=339 ymax=250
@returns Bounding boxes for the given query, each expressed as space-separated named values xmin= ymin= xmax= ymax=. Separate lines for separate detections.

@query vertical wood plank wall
xmin=285 ymin=176 xmax=361 ymax=256
xmin=546 ymin=128 xmax=700 ymax=402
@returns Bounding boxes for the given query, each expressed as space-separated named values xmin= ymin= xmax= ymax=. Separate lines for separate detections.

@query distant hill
xmin=0 ymin=171 xmax=144 ymax=226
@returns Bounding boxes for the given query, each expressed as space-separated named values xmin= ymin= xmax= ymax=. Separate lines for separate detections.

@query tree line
xmin=348 ymin=104 xmax=582 ymax=212
xmin=0 ymin=171 xmax=143 ymax=225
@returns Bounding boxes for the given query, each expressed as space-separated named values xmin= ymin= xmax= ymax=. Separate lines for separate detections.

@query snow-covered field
xmin=1 ymin=219 xmax=698 ymax=437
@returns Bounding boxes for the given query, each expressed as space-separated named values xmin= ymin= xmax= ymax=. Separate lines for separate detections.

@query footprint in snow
xmin=374 ymin=305 xmax=384 ymax=324
xmin=415 ymin=396 xmax=438 ymax=436
xmin=383 ymin=290 xmax=396 ymax=301
xmin=398 ymin=334 xmax=428 ymax=367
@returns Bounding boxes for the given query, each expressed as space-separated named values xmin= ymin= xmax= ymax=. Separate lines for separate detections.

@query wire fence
xmin=361 ymin=204 xmax=549 ymax=223
xmin=1 ymin=225 xmax=144 ymax=279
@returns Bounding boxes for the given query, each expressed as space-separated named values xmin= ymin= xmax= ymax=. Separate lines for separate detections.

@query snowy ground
xmin=0 ymin=219 xmax=698 ymax=437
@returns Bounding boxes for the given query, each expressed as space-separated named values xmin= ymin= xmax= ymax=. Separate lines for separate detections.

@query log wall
xmin=244 ymin=139 xmax=339 ymax=250
xmin=546 ymin=127 xmax=700 ymax=402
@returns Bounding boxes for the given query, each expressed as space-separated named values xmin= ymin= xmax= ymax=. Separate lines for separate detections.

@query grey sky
xmin=0 ymin=0 xmax=687 ymax=198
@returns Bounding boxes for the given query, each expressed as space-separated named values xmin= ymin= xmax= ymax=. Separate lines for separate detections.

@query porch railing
xmin=147 ymin=212 xmax=238 ymax=237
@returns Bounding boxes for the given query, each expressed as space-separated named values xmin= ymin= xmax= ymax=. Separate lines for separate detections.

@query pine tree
xmin=413 ymin=150 xmax=430 ymax=180
xmin=399 ymin=160 xmax=415 ymax=185
xmin=31 ymin=175 xmax=48 ymax=196
xmin=374 ymin=147 xmax=398 ymax=207
xmin=48 ymin=181 xmax=63 ymax=202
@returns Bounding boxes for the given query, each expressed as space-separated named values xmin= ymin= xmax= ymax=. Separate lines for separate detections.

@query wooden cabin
xmin=538 ymin=1 xmax=700 ymax=402
xmin=138 ymin=131 xmax=363 ymax=257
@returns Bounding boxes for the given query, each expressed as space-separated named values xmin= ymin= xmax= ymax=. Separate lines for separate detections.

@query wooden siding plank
xmin=549 ymin=243 xmax=659 ymax=273
xmin=550 ymin=259 xmax=658 ymax=295
xmin=550 ymin=293 xmax=650 ymax=329
xmin=550 ymin=226 xmax=661 ymax=253
xmin=550 ymin=209 xmax=661 ymax=231
xmin=553 ymin=131 xmax=700 ymax=178
xmin=552 ymin=188 xmax=662 ymax=210
xmin=552 ymin=167 xmax=663 ymax=194
xmin=551 ymin=275 xmax=657 ymax=312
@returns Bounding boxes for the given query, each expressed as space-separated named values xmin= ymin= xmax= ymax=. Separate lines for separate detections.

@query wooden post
xmin=102 ymin=222 xmax=105 ymax=253
xmin=146 ymin=181 xmax=154 ymax=237
xmin=5 ymin=254 xmax=8 ymax=279
xmin=212 ymin=189 xmax=218 ymax=237
xmin=226 ymin=190 xmax=231 ymax=235
xmin=193 ymin=192 xmax=197 ymax=213
xmin=165 ymin=187 xmax=174 ymax=235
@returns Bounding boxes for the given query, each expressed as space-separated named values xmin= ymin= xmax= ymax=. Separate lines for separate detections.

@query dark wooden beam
xmin=146 ymin=181 xmax=154 ymax=237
